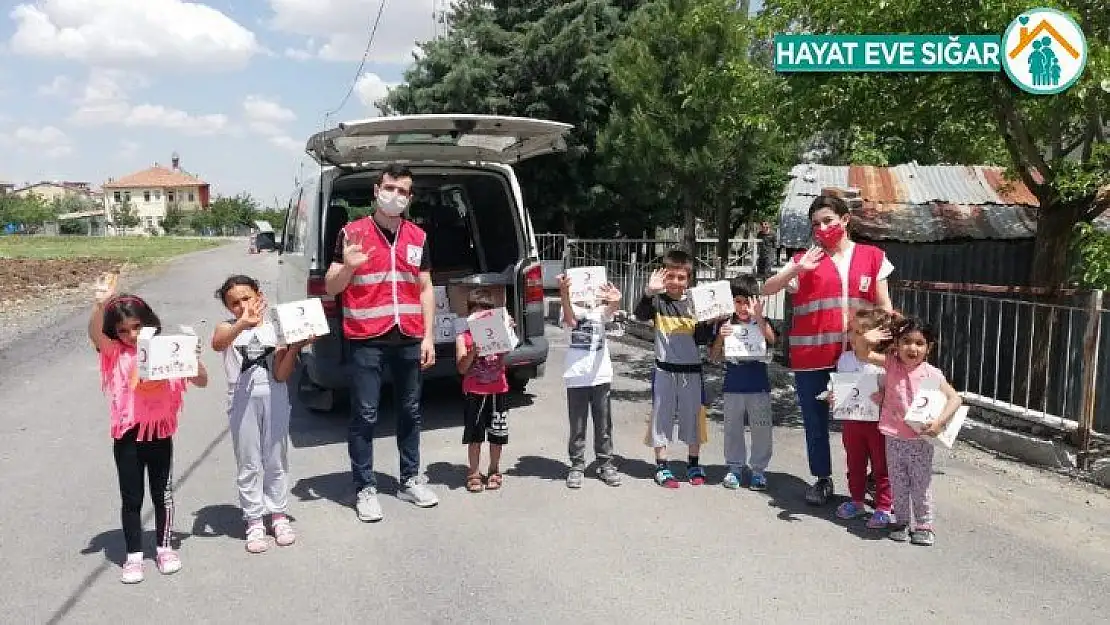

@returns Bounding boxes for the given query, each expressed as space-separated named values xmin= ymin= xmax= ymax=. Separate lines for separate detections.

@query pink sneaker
xmin=120 ymin=558 xmax=144 ymax=584
xmin=155 ymin=549 xmax=182 ymax=575
xmin=272 ymin=515 xmax=296 ymax=547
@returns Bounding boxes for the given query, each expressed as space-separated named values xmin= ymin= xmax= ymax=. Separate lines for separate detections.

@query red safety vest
xmin=341 ymin=217 xmax=427 ymax=340
xmin=789 ymin=243 xmax=885 ymax=370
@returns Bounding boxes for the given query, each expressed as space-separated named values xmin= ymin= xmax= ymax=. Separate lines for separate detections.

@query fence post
xmin=1077 ymin=289 xmax=1103 ymax=471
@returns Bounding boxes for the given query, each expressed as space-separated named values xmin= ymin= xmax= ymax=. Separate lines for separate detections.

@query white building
xmin=102 ymin=153 xmax=210 ymax=233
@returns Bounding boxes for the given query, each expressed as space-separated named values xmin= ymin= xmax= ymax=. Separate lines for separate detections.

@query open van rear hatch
xmin=306 ymin=114 xmax=573 ymax=167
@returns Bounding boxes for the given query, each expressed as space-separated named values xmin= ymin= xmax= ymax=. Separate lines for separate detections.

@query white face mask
xmin=376 ymin=189 xmax=409 ymax=216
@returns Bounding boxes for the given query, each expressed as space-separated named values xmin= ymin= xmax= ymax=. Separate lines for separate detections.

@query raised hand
xmin=798 ymin=247 xmax=825 ymax=272
xmin=342 ymin=231 xmax=371 ymax=269
xmin=646 ymin=268 xmax=666 ymax=295
xmin=600 ymin=282 xmax=621 ymax=303
xmin=752 ymin=297 xmax=766 ymax=319
xmin=863 ymin=328 xmax=892 ymax=344
xmin=557 ymin=274 xmax=570 ymax=294
xmin=94 ymin=272 xmax=118 ymax=304
xmin=719 ymin=323 xmax=734 ymax=337
xmin=240 ymin=298 xmax=265 ymax=328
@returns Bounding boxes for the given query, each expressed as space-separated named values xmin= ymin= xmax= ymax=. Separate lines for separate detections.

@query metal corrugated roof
xmin=778 ymin=164 xmax=1040 ymax=247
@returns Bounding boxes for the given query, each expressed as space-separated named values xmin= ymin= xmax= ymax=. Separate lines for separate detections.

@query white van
xmin=276 ymin=114 xmax=572 ymax=411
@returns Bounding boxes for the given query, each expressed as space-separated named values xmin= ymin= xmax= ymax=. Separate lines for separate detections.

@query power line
xmin=321 ymin=0 xmax=388 ymax=129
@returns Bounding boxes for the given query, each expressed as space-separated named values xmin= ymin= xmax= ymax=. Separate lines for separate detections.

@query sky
xmin=0 ymin=0 xmax=441 ymax=206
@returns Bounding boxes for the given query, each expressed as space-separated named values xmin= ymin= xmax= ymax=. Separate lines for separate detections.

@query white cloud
xmin=354 ymin=72 xmax=395 ymax=115
xmin=37 ymin=75 xmax=71 ymax=97
xmin=242 ymin=95 xmax=300 ymax=151
xmin=68 ymin=70 xmax=228 ymax=135
xmin=269 ymin=135 xmax=302 ymax=152
xmin=268 ymin=0 xmax=434 ymax=64
xmin=9 ymin=0 xmax=261 ymax=71
xmin=0 ymin=125 xmax=75 ymax=158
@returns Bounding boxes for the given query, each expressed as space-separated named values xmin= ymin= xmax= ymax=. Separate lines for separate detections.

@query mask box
xmin=270 ymin=298 xmax=331 ymax=346
xmin=137 ymin=326 xmax=199 ymax=381
xmin=688 ymin=280 xmax=733 ymax=322
xmin=467 ymin=307 xmax=519 ymax=357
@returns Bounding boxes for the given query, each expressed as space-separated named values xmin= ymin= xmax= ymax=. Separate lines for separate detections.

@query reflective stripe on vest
xmin=792 ymin=296 xmax=874 ymax=316
xmin=790 ymin=331 xmax=846 ymax=346
xmin=343 ymin=303 xmax=423 ymax=319
xmin=350 ymin=271 xmax=420 ymax=286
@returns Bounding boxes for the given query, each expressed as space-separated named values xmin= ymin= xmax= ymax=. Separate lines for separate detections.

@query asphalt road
xmin=2 ymin=244 xmax=1110 ymax=625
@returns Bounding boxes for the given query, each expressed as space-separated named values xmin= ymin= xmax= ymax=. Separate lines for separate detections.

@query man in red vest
xmin=325 ymin=163 xmax=439 ymax=523
xmin=763 ymin=192 xmax=893 ymax=507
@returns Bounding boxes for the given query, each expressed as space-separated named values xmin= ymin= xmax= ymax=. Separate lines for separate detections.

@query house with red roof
xmin=102 ymin=152 xmax=210 ymax=233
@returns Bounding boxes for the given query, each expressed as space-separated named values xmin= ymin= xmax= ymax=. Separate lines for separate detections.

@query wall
xmin=866 ymin=239 xmax=1036 ymax=286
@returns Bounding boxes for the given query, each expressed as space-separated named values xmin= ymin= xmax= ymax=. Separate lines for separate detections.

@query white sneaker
xmin=355 ymin=486 xmax=384 ymax=522
xmin=120 ymin=558 xmax=144 ymax=584
xmin=398 ymin=476 xmax=438 ymax=508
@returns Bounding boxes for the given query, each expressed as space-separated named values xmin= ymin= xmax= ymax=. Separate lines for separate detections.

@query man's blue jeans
xmin=794 ymin=368 xmax=834 ymax=479
xmin=348 ymin=340 xmax=423 ymax=489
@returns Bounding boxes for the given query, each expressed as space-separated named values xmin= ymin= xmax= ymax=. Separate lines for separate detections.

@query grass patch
xmin=0 ymin=235 xmax=224 ymax=263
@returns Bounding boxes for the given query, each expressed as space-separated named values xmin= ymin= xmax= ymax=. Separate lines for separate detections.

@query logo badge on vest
xmin=406 ymin=244 xmax=423 ymax=267
xmin=859 ymin=276 xmax=872 ymax=293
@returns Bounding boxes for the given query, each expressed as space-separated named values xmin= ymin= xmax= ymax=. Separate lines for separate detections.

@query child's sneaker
xmin=721 ymin=471 xmax=742 ymax=490
xmin=654 ymin=467 xmax=679 ymax=489
xmin=686 ymin=465 xmax=707 ymax=486
xmin=245 ymin=522 xmax=269 ymax=554
xmin=272 ymin=515 xmax=296 ymax=547
xmin=889 ymin=524 xmax=911 ymax=542
xmin=867 ymin=510 xmax=893 ymax=529
xmin=836 ymin=501 xmax=868 ymax=520
xmin=120 ymin=557 xmax=144 ymax=584
xmin=596 ymin=464 xmax=622 ymax=487
xmin=749 ymin=472 xmax=768 ymax=491
xmin=566 ymin=468 xmax=584 ymax=489
xmin=155 ymin=548 xmax=182 ymax=575
xmin=911 ymin=528 xmax=936 ymax=546
xmin=804 ymin=477 xmax=834 ymax=505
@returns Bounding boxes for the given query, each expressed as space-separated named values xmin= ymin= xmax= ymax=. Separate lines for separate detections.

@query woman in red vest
xmin=762 ymin=192 xmax=893 ymax=506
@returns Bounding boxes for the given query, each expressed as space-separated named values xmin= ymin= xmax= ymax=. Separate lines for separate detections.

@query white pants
xmin=723 ymin=392 xmax=773 ymax=473
xmin=228 ymin=387 xmax=291 ymax=520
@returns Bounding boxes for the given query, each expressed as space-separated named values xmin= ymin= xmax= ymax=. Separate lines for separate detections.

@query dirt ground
xmin=0 ymin=258 xmax=126 ymax=304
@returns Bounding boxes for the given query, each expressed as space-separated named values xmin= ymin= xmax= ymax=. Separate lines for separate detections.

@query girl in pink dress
xmin=88 ymin=274 xmax=208 ymax=584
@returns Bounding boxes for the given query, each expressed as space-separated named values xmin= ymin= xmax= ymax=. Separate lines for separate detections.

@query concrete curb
xmin=544 ymin=299 xmax=1107 ymax=487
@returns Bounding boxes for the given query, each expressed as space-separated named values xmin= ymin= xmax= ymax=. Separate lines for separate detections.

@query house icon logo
xmin=1001 ymin=8 xmax=1087 ymax=95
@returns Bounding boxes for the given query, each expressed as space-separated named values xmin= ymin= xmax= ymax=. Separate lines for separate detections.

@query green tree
xmin=763 ymin=0 xmax=1110 ymax=287
xmin=0 ymin=194 xmax=53 ymax=229
xmin=382 ymin=0 xmax=647 ymax=236
xmin=599 ymin=0 xmax=792 ymax=268
xmin=111 ymin=200 xmax=140 ymax=232
xmin=161 ymin=203 xmax=187 ymax=233
xmin=207 ymin=193 xmax=259 ymax=233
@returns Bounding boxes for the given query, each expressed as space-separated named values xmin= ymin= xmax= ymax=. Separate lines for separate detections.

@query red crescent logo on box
xmin=171 ymin=342 xmax=180 ymax=354
xmin=914 ymin=396 xmax=929 ymax=408
xmin=139 ymin=348 xmax=147 ymax=364
xmin=851 ymin=387 xmax=860 ymax=398
xmin=485 ymin=328 xmax=494 ymax=338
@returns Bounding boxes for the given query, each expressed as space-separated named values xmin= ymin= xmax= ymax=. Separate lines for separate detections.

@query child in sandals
xmin=455 ymin=291 xmax=511 ymax=493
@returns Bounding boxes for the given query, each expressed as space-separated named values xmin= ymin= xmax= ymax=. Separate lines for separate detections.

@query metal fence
xmin=890 ymin=283 xmax=1106 ymax=457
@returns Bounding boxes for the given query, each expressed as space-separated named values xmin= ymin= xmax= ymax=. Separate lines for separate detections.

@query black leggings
xmin=113 ymin=429 xmax=175 ymax=554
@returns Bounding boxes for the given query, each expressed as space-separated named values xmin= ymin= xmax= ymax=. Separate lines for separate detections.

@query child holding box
xmin=88 ymin=273 xmax=208 ymax=583
xmin=211 ymin=275 xmax=313 ymax=553
xmin=456 ymin=292 xmax=512 ymax=493
xmin=558 ymin=272 xmax=622 ymax=489
xmin=709 ymin=276 xmax=776 ymax=491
